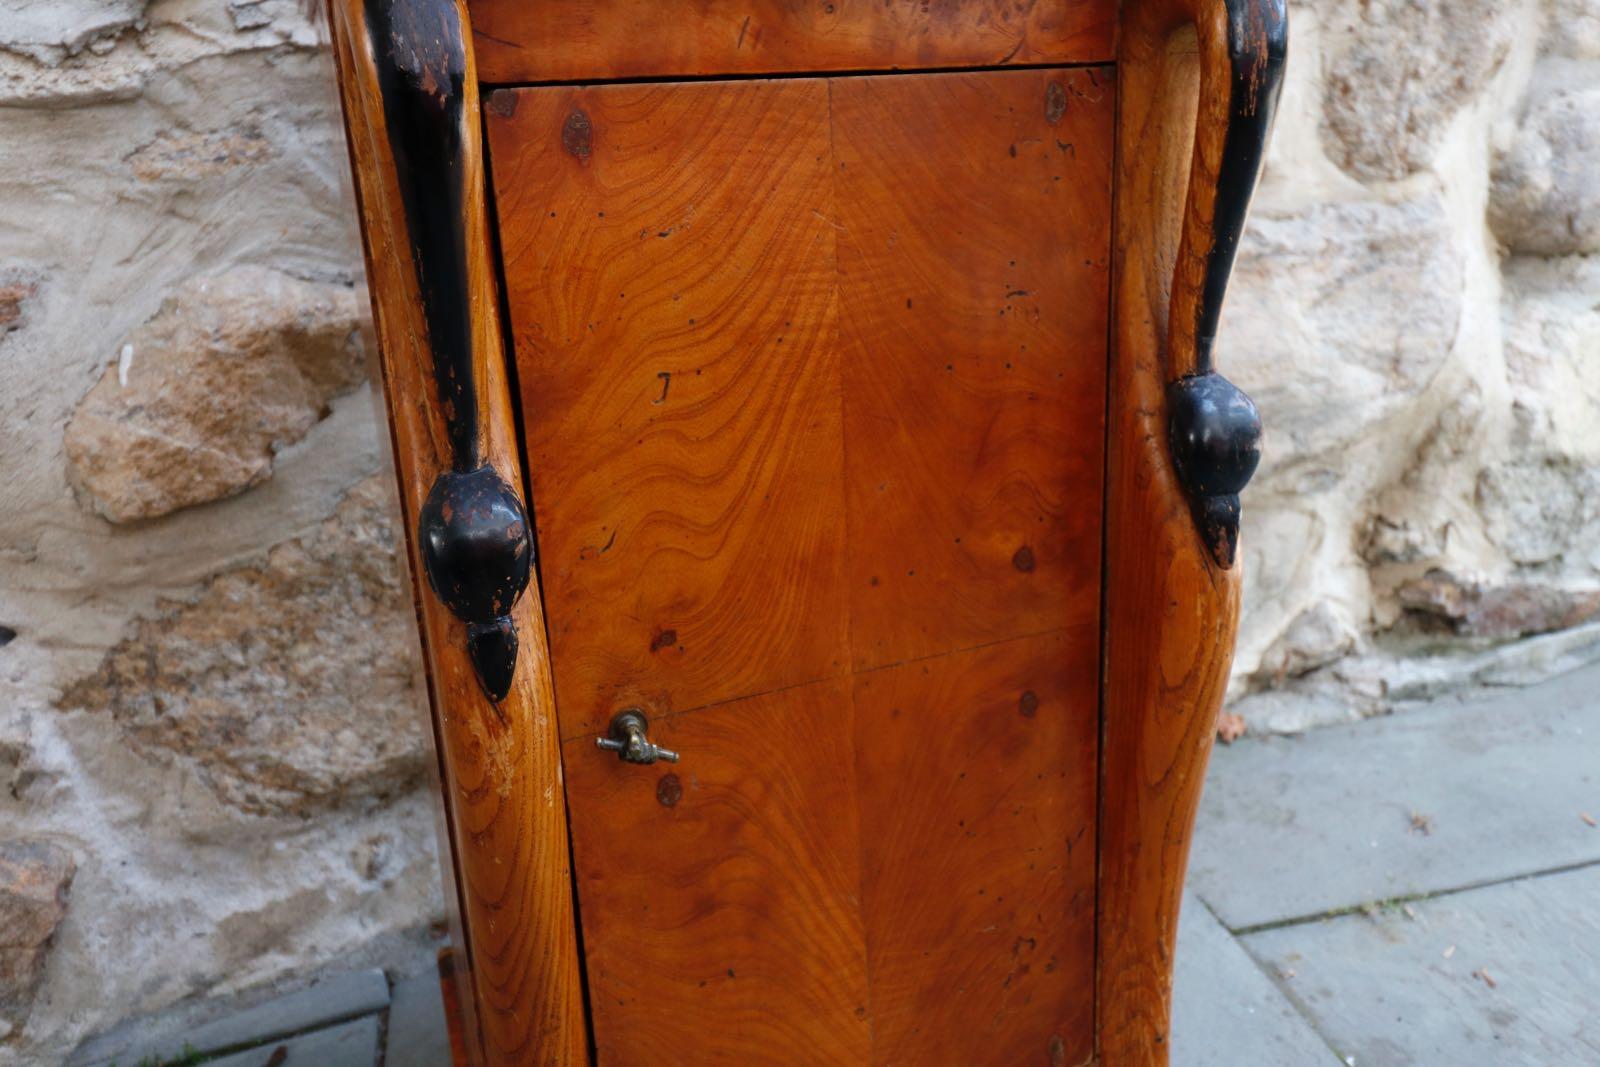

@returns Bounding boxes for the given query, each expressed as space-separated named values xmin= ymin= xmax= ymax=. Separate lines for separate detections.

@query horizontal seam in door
xmin=480 ymin=58 xmax=1115 ymax=93
xmin=557 ymin=619 xmax=1099 ymax=744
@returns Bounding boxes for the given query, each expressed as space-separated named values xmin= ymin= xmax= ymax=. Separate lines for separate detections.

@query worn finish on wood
xmin=830 ymin=67 xmax=1111 ymax=671
xmin=363 ymin=0 xmax=536 ymax=701
xmin=855 ymin=631 xmax=1099 ymax=1066
xmin=1153 ymin=0 xmax=1283 ymax=568
xmin=437 ymin=947 xmax=474 ymax=1067
xmin=325 ymin=1 xmax=588 ymax=1063
xmin=561 ymin=680 xmax=873 ymax=1066
xmin=467 ymin=0 xmax=1114 ymax=85
xmin=1099 ymin=0 xmax=1283 ymax=1062
xmin=488 ymin=67 xmax=1112 ymax=1064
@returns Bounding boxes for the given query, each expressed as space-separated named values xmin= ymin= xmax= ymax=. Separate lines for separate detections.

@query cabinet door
xmin=487 ymin=67 xmax=1112 ymax=1066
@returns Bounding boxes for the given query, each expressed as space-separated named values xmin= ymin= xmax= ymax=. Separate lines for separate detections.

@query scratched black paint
xmin=417 ymin=464 xmax=533 ymax=701
xmin=418 ymin=465 xmax=532 ymax=620
xmin=1168 ymin=373 xmax=1261 ymax=568
xmin=1193 ymin=0 xmax=1288 ymax=376
xmin=367 ymin=0 xmax=535 ymax=701
xmin=1171 ymin=0 xmax=1287 ymax=569
xmin=366 ymin=0 xmax=477 ymax=467
xmin=466 ymin=617 xmax=520 ymax=704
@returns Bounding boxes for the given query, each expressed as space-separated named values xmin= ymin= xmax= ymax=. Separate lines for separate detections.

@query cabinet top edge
xmin=466 ymin=0 xmax=1116 ymax=86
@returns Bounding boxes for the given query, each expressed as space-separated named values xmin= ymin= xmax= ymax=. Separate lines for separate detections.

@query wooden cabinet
xmin=325 ymin=2 xmax=1285 ymax=1064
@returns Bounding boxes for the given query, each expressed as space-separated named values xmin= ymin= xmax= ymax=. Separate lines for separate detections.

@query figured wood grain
xmin=487 ymin=79 xmax=850 ymax=740
xmin=830 ymin=67 xmax=1111 ymax=671
xmin=855 ymin=630 xmax=1099 ymax=1065
xmin=468 ymin=0 xmax=1114 ymax=85
xmin=488 ymin=67 xmax=1113 ymax=1065
xmin=1097 ymin=0 xmax=1279 ymax=1061
xmin=560 ymin=681 xmax=872 ymax=1066
xmin=325 ymin=2 xmax=587 ymax=1063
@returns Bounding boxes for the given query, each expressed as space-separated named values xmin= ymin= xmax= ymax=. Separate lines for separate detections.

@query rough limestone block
xmin=1319 ymin=0 xmax=1519 ymax=180
xmin=1227 ymin=195 xmax=1463 ymax=462
xmin=63 ymin=266 xmax=366 ymax=524
xmin=1491 ymin=82 xmax=1600 ymax=257
xmin=57 ymin=477 xmax=427 ymax=816
xmin=0 ymin=839 xmax=76 ymax=1043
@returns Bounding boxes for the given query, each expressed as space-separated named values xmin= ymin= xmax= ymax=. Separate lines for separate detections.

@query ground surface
xmin=1176 ymin=660 xmax=1600 ymax=1066
xmin=69 ymin=662 xmax=1600 ymax=1066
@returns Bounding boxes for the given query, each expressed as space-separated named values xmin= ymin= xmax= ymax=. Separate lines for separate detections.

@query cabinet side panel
xmin=325 ymin=3 xmax=590 ymax=1064
xmin=1099 ymin=1 xmax=1264 ymax=1062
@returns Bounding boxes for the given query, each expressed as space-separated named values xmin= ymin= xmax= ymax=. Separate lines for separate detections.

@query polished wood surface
xmin=1097 ymin=0 xmax=1280 ymax=1061
xmin=831 ymin=68 xmax=1111 ymax=670
xmin=327 ymin=0 xmax=1278 ymax=1058
xmin=325 ymin=2 xmax=587 ymax=1063
xmin=469 ymin=0 xmax=1114 ymax=85
xmin=561 ymin=681 xmax=873 ymax=1066
xmin=856 ymin=630 xmax=1099 ymax=1064
xmin=488 ymin=67 xmax=1112 ymax=1064
xmin=488 ymin=77 xmax=848 ymax=739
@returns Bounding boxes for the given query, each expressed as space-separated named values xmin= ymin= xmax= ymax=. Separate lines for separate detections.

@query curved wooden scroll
xmin=1100 ymin=0 xmax=1285 ymax=1063
xmin=325 ymin=1 xmax=589 ymax=1063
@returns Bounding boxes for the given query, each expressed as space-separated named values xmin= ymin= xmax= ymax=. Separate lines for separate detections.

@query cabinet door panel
xmin=831 ymin=68 xmax=1111 ymax=671
xmin=855 ymin=629 xmax=1099 ymax=1066
xmin=488 ymin=66 xmax=1112 ymax=1065
xmin=490 ymin=80 xmax=850 ymax=741
xmin=560 ymin=680 xmax=871 ymax=1067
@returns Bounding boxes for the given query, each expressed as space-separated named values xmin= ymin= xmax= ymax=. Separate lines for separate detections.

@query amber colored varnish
xmin=468 ymin=0 xmax=1114 ymax=84
xmin=1095 ymin=2 xmax=1251 ymax=1062
xmin=487 ymin=68 xmax=1113 ymax=1065
xmin=324 ymin=1 xmax=588 ymax=1063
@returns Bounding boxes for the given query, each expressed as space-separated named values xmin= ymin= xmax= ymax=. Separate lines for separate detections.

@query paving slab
xmin=1240 ymin=864 xmax=1600 ymax=1067
xmin=75 ymin=969 xmax=389 ymax=1067
xmin=205 ymin=1015 xmax=380 ymax=1067
xmin=1189 ymin=661 xmax=1600 ymax=930
xmin=383 ymin=969 xmax=451 ymax=1067
xmin=1171 ymin=891 xmax=1340 ymax=1066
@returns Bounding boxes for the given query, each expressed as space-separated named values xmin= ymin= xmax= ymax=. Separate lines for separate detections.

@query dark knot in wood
xmin=418 ymin=464 xmax=534 ymax=700
xmin=1167 ymin=372 xmax=1261 ymax=569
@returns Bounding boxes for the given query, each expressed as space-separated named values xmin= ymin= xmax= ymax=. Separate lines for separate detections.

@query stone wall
xmin=0 ymin=0 xmax=1595 ymax=1062
xmin=0 ymin=3 xmax=443 ymax=1063
xmin=1227 ymin=0 xmax=1600 ymax=732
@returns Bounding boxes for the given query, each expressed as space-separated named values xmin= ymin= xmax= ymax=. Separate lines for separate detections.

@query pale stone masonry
xmin=63 ymin=267 xmax=369 ymax=523
xmin=1226 ymin=0 xmax=1600 ymax=731
xmin=0 ymin=0 xmax=1598 ymax=1063
xmin=0 ymin=4 xmax=442 ymax=1065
